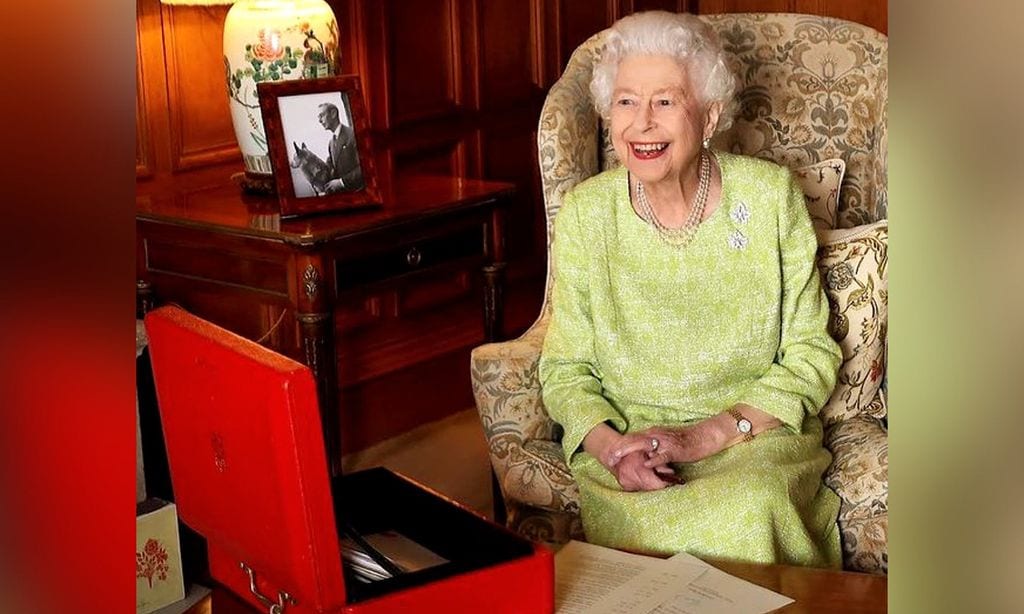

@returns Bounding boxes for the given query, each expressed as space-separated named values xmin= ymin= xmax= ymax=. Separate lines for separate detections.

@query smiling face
xmin=609 ymin=55 xmax=720 ymax=189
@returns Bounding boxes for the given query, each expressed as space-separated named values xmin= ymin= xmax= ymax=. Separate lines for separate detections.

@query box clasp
xmin=240 ymin=561 xmax=298 ymax=614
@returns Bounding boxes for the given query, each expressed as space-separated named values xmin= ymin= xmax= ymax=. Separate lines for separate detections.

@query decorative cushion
xmin=794 ymin=159 xmax=845 ymax=231
xmin=816 ymin=220 xmax=888 ymax=427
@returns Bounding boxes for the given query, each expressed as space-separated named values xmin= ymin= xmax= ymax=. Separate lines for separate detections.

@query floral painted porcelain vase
xmin=223 ymin=0 xmax=339 ymax=179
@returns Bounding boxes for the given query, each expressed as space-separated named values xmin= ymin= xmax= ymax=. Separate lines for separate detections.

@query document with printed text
xmin=554 ymin=540 xmax=794 ymax=614
xmin=652 ymin=551 xmax=794 ymax=613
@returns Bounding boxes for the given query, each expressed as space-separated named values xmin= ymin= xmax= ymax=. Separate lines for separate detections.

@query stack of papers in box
xmin=341 ymin=530 xmax=449 ymax=584
xmin=554 ymin=540 xmax=794 ymax=614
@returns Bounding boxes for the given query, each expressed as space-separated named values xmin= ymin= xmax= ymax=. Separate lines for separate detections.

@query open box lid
xmin=145 ymin=306 xmax=347 ymax=610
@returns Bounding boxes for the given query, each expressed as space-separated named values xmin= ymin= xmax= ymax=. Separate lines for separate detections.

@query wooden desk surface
xmin=710 ymin=559 xmax=887 ymax=613
xmin=190 ymin=560 xmax=886 ymax=613
xmin=137 ymin=168 xmax=515 ymax=247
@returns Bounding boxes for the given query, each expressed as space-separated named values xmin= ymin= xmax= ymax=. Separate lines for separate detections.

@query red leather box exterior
xmin=208 ymin=540 xmax=553 ymax=614
xmin=145 ymin=306 xmax=553 ymax=613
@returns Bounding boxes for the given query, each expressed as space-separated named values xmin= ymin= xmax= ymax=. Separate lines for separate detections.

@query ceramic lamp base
xmin=223 ymin=0 xmax=340 ymax=177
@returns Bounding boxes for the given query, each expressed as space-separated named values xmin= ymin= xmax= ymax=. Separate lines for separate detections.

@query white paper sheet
xmin=650 ymin=552 xmax=795 ymax=614
xmin=590 ymin=553 xmax=709 ymax=614
xmin=555 ymin=540 xmax=664 ymax=613
xmin=554 ymin=541 xmax=795 ymax=614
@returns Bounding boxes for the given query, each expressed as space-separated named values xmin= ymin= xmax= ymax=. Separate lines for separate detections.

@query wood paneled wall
xmin=137 ymin=2 xmax=236 ymax=178
xmin=137 ymin=0 xmax=885 ymax=281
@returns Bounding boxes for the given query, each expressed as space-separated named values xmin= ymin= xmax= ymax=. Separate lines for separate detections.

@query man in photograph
xmin=317 ymin=101 xmax=365 ymax=192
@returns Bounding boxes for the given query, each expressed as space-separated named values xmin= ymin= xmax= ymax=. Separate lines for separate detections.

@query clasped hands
xmin=588 ymin=420 xmax=727 ymax=492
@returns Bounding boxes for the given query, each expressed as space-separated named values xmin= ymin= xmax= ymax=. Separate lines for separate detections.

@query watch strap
xmin=727 ymin=407 xmax=755 ymax=443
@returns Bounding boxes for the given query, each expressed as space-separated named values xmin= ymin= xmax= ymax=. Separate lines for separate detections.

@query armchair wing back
xmin=471 ymin=13 xmax=887 ymax=573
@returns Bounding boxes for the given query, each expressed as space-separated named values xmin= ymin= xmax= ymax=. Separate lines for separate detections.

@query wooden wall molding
xmin=529 ymin=0 xmax=547 ymax=91
xmin=391 ymin=137 xmax=468 ymax=179
xmin=363 ymin=0 xmax=469 ymax=129
xmin=614 ymin=0 xmax=692 ymax=17
xmin=160 ymin=4 xmax=238 ymax=171
xmin=474 ymin=0 xmax=543 ymax=110
xmin=137 ymin=0 xmax=173 ymax=179
xmin=136 ymin=30 xmax=153 ymax=178
xmin=554 ymin=0 xmax=612 ymax=79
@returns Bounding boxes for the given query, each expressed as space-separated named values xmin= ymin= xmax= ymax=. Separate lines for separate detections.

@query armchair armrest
xmin=472 ymin=315 xmax=581 ymax=514
xmin=824 ymin=414 xmax=888 ymax=574
xmin=504 ymin=440 xmax=580 ymax=514
xmin=471 ymin=315 xmax=556 ymax=443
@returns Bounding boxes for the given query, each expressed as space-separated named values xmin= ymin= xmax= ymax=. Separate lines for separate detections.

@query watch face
xmin=738 ymin=419 xmax=752 ymax=434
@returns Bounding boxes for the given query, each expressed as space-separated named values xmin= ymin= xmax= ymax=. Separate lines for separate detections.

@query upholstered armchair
xmin=471 ymin=13 xmax=888 ymax=574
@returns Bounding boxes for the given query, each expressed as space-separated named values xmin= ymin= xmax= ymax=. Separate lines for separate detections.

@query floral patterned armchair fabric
xmin=471 ymin=13 xmax=888 ymax=574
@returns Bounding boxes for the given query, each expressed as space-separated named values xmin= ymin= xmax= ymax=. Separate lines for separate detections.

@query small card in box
xmin=145 ymin=306 xmax=553 ymax=613
xmin=136 ymin=498 xmax=185 ymax=614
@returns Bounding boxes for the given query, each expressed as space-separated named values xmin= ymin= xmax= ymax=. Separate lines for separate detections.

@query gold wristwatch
xmin=727 ymin=408 xmax=754 ymax=443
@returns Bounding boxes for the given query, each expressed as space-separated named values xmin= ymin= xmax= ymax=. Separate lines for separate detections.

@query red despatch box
xmin=145 ymin=306 xmax=553 ymax=613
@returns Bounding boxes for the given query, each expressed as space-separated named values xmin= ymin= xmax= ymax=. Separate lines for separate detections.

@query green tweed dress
xmin=538 ymin=152 xmax=843 ymax=567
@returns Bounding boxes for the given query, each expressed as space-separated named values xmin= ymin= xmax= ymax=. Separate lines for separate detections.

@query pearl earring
xmin=702 ymin=137 xmax=710 ymax=150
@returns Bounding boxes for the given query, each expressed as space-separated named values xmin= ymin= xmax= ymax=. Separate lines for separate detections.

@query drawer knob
xmin=406 ymin=246 xmax=422 ymax=267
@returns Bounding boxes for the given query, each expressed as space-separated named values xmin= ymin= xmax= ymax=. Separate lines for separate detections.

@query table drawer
xmin=334 ymin=225 xmax=483 ymax=290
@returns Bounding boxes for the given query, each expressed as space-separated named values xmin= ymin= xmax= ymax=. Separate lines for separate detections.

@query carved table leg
xmin=484 ymin=205 xmax=510 ymax=523
xmin=482 ymin=262 xmax=506 ymax=343
xmin=297 ymin=312 xmax=340 ymax=475
xmin=482 ymin=262 xmax=509 ymax=524
xmin=136 ymin=279 xmax=154 ymax=319
xmin=295 ymin=257 xmax=341 ymax=476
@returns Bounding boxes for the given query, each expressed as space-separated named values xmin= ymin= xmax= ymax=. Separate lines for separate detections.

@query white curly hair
xmin=590 ymin=11 xmax=738 ymax=133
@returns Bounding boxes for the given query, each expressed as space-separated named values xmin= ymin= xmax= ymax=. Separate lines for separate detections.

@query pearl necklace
xmin=634 ymin=150 xmax=711 ymax=248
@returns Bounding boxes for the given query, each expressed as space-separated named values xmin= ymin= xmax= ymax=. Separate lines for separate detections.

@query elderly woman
xmin=538 ymin=11 xmax=843 ymax=567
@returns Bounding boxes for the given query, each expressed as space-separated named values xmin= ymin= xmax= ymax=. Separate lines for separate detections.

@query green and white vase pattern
xmin=223 ymin=0 xmax=339 ymax=176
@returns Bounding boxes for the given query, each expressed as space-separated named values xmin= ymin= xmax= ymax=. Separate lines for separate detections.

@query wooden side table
xmin=137 ymin=172 xmax=513 ymax=475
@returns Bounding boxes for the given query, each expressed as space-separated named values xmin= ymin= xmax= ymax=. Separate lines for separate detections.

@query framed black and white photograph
xmin=258 ymin=75 xmax=380 ymax=218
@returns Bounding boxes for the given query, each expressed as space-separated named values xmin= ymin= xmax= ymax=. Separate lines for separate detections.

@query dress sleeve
xmin=737 ymin=171 xmax=842 ymax=433
xmin=539 ymin=189 xmax=627 ymax=461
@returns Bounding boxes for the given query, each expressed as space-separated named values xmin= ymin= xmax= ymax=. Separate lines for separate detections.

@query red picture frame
xmin=258 ymin=75 xmax=381 ymax=218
